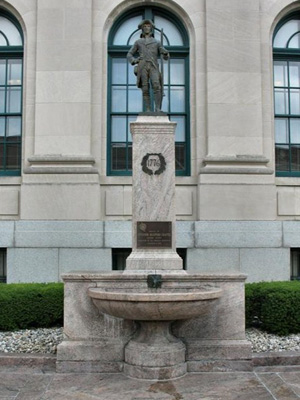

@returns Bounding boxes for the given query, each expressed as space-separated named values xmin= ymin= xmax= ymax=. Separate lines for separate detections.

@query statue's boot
xmin=154 ymin=91 xmax=162 ymax=112
xmin=144 ymin=97 xmax=151 ymax=112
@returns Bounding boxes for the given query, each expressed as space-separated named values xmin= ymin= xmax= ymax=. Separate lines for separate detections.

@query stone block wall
xmin=0 ymin=220 xmax=296 ymax=283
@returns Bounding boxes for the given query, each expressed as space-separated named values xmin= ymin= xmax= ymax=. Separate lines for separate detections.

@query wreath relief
xmin=141 ymin=153 xmax=166 ymax=176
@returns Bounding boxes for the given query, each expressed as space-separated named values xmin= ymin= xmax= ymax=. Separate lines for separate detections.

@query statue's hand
xmin=132 ymin=57 xmax=142 ymax=65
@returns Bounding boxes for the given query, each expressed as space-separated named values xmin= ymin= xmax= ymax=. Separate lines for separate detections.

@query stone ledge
xmin=200 ymin=155 xmax=273 ymax=175
xmin=0 ymin=353 xmax=56 ymax=372
xmin=1 ymin=352 xmax=299 ymax=373
xmin=252 ymin=351 xmax=300 ymax=367
xmin=24 ymin=155 xmax=98 ymax=174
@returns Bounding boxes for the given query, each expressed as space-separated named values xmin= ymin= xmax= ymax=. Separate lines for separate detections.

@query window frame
xmin=0 ymin=11 xmax=23 ymax=177
xmin=273 ymin=13 xmax=300 ymax=177
xmin=0 ymin=248 xmax=6 ymax=283
xmin=291 ymin=248 xmax=300 ymax=280
xmin=107 ymin=7 xmax=190 ymax=177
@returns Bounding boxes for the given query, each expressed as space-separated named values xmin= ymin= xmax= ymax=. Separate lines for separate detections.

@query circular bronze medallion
xmin=141 ymin=153 xmax=166 ymax=175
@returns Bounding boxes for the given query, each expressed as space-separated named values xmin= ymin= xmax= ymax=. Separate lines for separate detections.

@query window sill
xmin=0 ymin=176 xmax=21 ymax=185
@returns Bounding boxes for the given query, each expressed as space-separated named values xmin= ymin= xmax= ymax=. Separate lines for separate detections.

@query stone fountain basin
xmin=88 ymin=287 xmax=222 ymax=321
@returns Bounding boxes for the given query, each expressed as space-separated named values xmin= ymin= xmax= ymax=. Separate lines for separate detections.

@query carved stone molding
xmin=24 ymin=155 xmax=98 ymax=174
xmin=199 ymin=155 xmax=274 ymax=175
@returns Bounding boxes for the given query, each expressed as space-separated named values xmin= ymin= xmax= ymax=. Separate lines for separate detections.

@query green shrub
xmin=0 ymin=283 xmax=64 ymax=331
xmin=245 ymin=281 xmax=300 ymax=335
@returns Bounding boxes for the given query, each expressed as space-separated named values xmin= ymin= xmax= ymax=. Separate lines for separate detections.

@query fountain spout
xmin=147 ymin=274 xmax=162 ymax=289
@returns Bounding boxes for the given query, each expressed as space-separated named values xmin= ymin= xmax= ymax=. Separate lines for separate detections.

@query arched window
xmin=107 ymin=7 xmax=190 ymax=176
xmin=0 ymin=12 xmax=23 ymax=176
xmin=273 ymin=14 xmax=300 ymax=176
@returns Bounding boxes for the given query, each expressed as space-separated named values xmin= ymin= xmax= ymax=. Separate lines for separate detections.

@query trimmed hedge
xmin=0 ymin=281 xmax=299 ymax=335
xmin=0 ymin=283 xmax=63 ymax=331
xmin=245 ymin=281 xmax=300 ymax=335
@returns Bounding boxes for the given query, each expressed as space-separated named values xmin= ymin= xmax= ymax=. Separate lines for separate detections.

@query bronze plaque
xmin=137 ymin=221 xmax=172 ymax=249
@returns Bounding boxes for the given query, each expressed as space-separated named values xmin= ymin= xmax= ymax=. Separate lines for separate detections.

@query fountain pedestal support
xmin=124 ymin=321 xmax=186 ymax=380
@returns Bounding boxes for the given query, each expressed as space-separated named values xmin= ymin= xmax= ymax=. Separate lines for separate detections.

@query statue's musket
xmin=160 ymin=28 xmax=165 ymax=105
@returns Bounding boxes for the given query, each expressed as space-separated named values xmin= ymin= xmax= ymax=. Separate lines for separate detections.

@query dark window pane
xmin=175 ymin=143 xmax=185 ymax=171
xmin=6 ymin=143 xmax=20 ymax=169
xmin=275 ymin=144 xmax=289 ymax=171
xmin=0 ymin=249 xmax=6 ymax=283
xmin=291 ymin=145 xmax=300 ymax=171
xmin=112 ymin=248 xmax=131 ymax=270
xmin=0 ymin=143 xmax=4 ymax=168
xmin=112 ymin=143 xmax=126 ymax=170
xmin=291 ymin=249 xmax=300 ymax=280
xmin=128 ymin=144 xmax=132 ymax=170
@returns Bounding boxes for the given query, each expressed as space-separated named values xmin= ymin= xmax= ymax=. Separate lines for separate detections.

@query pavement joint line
xmin=276 ymin=371 xmax=300 ymax=398
xmin=254 ymin=372 xmax=278 ymax=400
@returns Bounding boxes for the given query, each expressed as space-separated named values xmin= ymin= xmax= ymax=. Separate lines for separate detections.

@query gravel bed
xmin=246 ymin=328 xmax=300 ymax=353
xmin=0 ymin=328 xmax=63 ymax=354
xmin=0 ymin=327 xmax=299 ymax=354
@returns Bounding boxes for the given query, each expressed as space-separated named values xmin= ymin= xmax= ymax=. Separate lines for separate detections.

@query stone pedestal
xmin=126 ymin=115 xmax=182 ymax=271
xmin=124 ymin=321 xmax=187 ymax=380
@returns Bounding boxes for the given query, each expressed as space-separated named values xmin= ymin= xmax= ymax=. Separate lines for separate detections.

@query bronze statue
xmin=127 ymin=19 xmax=169 ymax=112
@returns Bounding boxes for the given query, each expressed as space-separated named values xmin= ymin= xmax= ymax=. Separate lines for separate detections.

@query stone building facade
xmin=0 ymin=0 xmax=300 ymax=283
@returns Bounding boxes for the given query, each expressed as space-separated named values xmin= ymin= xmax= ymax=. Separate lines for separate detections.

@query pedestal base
xmin=124 ymin=321 xmax=187 ymax=380
xmin=126 ymin=251 xmax=183 ymax=270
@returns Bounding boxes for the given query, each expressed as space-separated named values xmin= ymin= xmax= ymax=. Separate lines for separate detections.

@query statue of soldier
xmin=127 ymin=19 xmax=169 ymax=112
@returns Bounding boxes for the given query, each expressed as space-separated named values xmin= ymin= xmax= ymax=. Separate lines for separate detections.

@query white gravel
xmin=0 ymin=327 xmax=63 ymax=354
xmin=246 ymin=328 xmax=300 ymax=353
xmin=0 ymin=327 xmax=299 ymax=354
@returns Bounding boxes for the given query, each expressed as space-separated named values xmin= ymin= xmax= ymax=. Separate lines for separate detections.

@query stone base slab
xmin=187 ymin=360 xmax=253 ymax=372
xmin=56 ymin=361 xmax=123 ymax=373
xmin=186 ymin=339 xmax=252 ymax=360
xmin=124 ymin=362 xmax=187 ymax=380
xmin=56 ymin=340 xmax=125 ymax=362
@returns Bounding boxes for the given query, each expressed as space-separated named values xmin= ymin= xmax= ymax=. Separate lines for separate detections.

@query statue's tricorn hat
xmin=138 ymin=19 xmax=155 ymax=29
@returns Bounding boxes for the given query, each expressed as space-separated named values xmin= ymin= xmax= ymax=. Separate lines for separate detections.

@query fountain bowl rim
xmin=88 ymin=287 xmax=222 ymax=302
